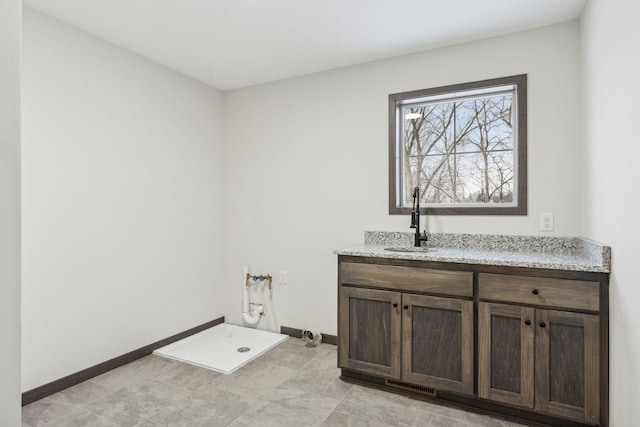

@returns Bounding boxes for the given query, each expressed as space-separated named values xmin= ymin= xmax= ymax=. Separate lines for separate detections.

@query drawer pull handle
xmin=392 ymin=303 xmax=398 ymax=308
xmin=525 ymin=319 xmax=531 ymax=326
xmin=539 ymin=322 xmax=546 ymax=328
xmin=532 ymin=289 xmax=539 ymax=295
xmin=403 ymin=305 xmax=409 ymax=310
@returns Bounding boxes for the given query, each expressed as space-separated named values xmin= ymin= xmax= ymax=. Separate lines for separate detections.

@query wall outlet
xmin=279 ymin=270 xmax=287 ymax=284
xmin=540 ymin=213 xmax=554 ymax=232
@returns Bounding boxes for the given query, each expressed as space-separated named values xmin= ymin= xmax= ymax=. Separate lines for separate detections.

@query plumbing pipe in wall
xmin=242 ymin=265 xmax=261 ymax=325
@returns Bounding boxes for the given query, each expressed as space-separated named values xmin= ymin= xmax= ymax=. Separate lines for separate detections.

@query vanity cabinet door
xmin=402 ymin=294 xmax=474 ymax=395
xmin=338 ymin=286 xmax=401 ymax=379
xmin=535 ymin=309 xmax=600 ymax=424
xmin=478 ymin=302 xmax=535 ymax=408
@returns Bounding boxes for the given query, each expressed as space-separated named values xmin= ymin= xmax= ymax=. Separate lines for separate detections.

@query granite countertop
xmin=334 ymin=231 xmax=611 ymax=273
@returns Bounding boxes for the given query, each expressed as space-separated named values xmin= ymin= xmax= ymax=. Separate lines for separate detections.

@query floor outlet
xmin=279 ymin=270 xmax=287 ymax=284
xmin=540 ymin=213 xmax=554 ymax=232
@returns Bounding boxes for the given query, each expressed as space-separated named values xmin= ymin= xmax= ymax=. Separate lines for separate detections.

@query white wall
xmin=0 ymin=0 xmax=22 ymax=423
xmin=223 ymin=23 xmax=583 ymax=335
xmin=581 ymin=1 xmax=640 ymax=425
xmin=21 ymin=8 xmax=226 ymax=391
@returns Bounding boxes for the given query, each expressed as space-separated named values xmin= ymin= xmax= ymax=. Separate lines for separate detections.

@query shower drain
xmin=237 ymin=346 xmax=250 ymax=353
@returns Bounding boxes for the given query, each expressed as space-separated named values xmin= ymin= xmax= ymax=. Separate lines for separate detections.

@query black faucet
xmin=410 ymin=187 xmax=428 ymax=247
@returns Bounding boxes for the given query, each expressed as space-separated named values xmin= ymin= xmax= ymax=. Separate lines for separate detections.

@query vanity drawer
xmin=340 ymin=262 xmax=473 ymax=297
xmin=478 ymin=273 xmax=600 ymax=312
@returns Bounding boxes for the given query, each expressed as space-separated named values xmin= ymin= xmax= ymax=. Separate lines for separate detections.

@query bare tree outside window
xmin=389 ymin=75 xmax=527 ymax=215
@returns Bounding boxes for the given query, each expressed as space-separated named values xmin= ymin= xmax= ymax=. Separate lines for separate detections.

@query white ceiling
xmin=22 ymin=0 xmax=587 ymax=90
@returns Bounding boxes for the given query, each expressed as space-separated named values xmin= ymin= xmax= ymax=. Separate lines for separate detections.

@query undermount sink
xmin=384 ymin=246 xmax=436 ymax=253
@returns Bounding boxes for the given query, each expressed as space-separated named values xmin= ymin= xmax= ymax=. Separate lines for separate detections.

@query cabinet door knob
xmin=525 ymin=319 xmax=531 ymax=326
xmin=539 ymin=322 xmax=546 ymax=328
xmin=532 ymin=289 xmax=539 ymax=295
xmin=403 ymin=305 xmax=409 ymax=309
xmin=392 ymin=303 xmax=398 ymax=308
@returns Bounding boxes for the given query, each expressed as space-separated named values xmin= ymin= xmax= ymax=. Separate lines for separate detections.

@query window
xmin=389 ymin=75 xmax=527 ymax=215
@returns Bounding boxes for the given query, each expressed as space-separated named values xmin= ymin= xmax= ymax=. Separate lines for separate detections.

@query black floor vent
xmin=385 ymin=379 xmax=438 ymax=397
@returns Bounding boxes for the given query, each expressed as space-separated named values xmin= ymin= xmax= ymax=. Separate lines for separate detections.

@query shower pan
xmin=154 ymin=323 xmax=288 ymax=374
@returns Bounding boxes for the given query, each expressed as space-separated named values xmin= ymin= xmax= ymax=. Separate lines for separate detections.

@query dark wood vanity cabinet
xmin=338 ymin=256 xmax=609 ymax=427
xmin=338 ymin=260 xmax=474 ymax=395
xmin=478 ymin=274 xmax=601 ymax=425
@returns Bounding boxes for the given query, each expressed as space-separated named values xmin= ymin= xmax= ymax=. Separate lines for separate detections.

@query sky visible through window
xmin=401 ymin=91 xmax=515 ymax=207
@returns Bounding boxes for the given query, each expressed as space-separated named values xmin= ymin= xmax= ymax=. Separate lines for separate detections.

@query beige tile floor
xmin=22 ymin=338 xmax=525 ymax=427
